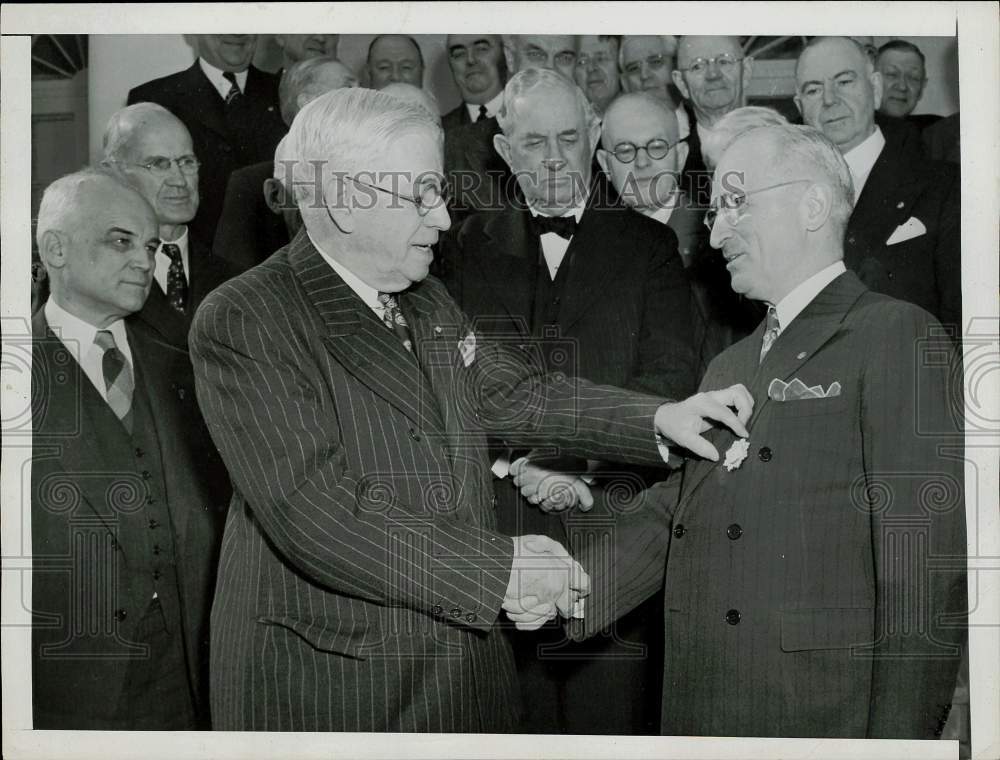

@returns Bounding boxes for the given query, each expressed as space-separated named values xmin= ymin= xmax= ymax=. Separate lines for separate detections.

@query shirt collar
xmin=199 ymin=58 xmax=249 ymax=101
xmin=527 ymin=195 xmax=588 ymax=223
xmin=43 ymin=297 xmax=131 ymax=365
xmin=772 ymin=261 xmax=847 ymax=333
xmin=842 ymin=126 xmax=885 ymax=200
xmin=158 ymin=227 xmax=189 ymax=256
xmin=308 ymin=231 xmax=383 ymax=313
xmin=464 ymin=91 xmax=504 ymax=121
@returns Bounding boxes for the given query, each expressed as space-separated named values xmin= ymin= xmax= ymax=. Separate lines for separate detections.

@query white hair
xmin=618 ymin=35 xmax=678 ymax=72
xmin=701 ymin=105 xmax=790 ymax=169
xmin=379 ymin=82 xmax=441 ymax=123
xmin=282 ymin=86 xmax=442 ymax=209
xmin=35 ymin=168 xmax=127 ymax=250
xmin=279 ymin=56 xmax=354 ymax=125
xmin=496 ymin=67 xmax=599 ymax=136
xmin=102 ymin=102 xmax=184 ymax=161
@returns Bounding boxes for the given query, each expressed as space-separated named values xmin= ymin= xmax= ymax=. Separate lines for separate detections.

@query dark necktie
xmin=530 ymin=213 xmax=577 ymax=240
xmin=161 ymin=243 xmax=188 ymax=314
xmin=94 ymin=330 xmax=134 ymax=433
xmin=378 ymin=292 xmax=414 ymax=353
xmin=759 ymin=306 xmax=780 ymax=363
xmin=476 ymin=104 xmax=489 ymax=122
xmin=222 ymin=71 xmax=241 ymax=106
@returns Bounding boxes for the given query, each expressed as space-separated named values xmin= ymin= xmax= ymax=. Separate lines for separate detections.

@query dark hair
xmin=875 ymin=39 xmax=926 ymax=68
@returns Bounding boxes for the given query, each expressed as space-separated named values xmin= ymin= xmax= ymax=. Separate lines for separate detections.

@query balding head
xmin=700 ymin=105 xmax=789 ymax=170
xmin=279 ymin=56 xmax=358 ymax=125
xmin=37 ymin=169 xmax=159 ymax=326
xmin=673 ymin=36 xmax=752 ymax=126
xmin=367 ymin=35 xmax=424 ymax=89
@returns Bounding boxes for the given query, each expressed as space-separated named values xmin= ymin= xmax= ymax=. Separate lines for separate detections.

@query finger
xmin=522 ymin=534 xmax=568 ymax=556
xmin=503 ymin=594 xmax=548 ymax=615
xmin=672 ymin=430 xmax=721 ymax=462
xmin=567 ymin=559 xmax=591 ymax=596
xmin=509 ymin=457 xmax=529 ymax=478
xmin=710 ymin=384 xmax=754 ymax=426
xmin=698 ymin=396 xmax=750 ymax=439
xmin=573 ymin=480 xmax=594 ymax=511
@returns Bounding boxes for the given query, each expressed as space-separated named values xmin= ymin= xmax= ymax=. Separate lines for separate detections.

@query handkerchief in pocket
xmin=768 ymin=377 xmax=842 ymax=402
xmin=885 ymin=216 xmax=927 ymax=245
xmin=458 ymin=331 xmax=477 ymax=367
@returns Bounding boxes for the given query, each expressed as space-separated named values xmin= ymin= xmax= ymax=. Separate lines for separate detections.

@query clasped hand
xmin=502 ymin=535 xmax=589 ymax=630
xmin=509 ymin=457 xmax=594 ymax=513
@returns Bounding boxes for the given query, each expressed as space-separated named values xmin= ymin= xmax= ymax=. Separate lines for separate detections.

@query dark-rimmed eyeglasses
xmin=112 ymin=155 xmax=200 ymax=176
xmin=343 ymin=174 xmax=450 ymax=217
xmin=609 ymin=136 xmax=688 ymax=164
xmin=524 ymin=48 xmax=576 ymax=68
xmin=704 ymin=179 xmax=812 ymax=231
xmin=679 ymin=54 xmax=743 ymax=76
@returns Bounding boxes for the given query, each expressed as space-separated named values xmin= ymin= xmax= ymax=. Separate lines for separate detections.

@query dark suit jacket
xmin=31 ymin=310 xmax=229 ymax=728
xmin=578 ymin=272 xmax=967 ymax=738
xmin=134 ymin=235 xmax=236 ymax=350
xmin=211 ymin=159 xmax=290 ymax=271
xmin=845 ymin=127 xmax=961 ymax=331
xmin=441 ymin=102 xmax=471 ymax=132
xmin=189 ymin=229 xmax=670 ymax=732
xmin=443 ymin=115 xmax=516 ymax=225
xmin=127 ymin=62 xmax=286 ymax=247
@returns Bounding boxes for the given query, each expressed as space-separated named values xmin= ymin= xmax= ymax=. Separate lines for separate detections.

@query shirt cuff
xmin=492 ymin=455 xmax=511 ymax=479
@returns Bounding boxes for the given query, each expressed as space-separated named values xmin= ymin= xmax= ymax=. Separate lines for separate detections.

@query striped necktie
xmin=377 ymin=292 xmax=413 ymax=353
xmin=759 ymin=306 xmax=780 ymax=364
xmin=94 ymin=330 xmax=134 ymax=433
xmin=160 ymin=243 xmax=188 ymax=313
xmin=222 ymin=71 xmax=241 ymax=106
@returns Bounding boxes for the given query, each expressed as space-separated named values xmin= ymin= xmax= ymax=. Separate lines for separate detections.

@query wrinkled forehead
xmin=604 ymin=100 xmax=678 ymax=145
xmin=678 ymin=36 xmax=741 ymax=64
xmin=75 ymin=179 xmax=157 ymax=235
xmin=126 ymin=117 xmax=193 ymax=158
xmin=712 ymin=132 xmax=778 ymax=193
xmin=519 ymin=35 xmax=575 ymax=54
xmin=509 ymin=84 xmax=583 ymax=131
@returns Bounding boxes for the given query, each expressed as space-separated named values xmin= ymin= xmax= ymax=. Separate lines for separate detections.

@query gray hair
xmin=701 ymin=105 xmax=790 ymax=169
xmin=796 ymin=36 xmax=876 ymax=81
xmin=496 ymin=67 xmax=599 ymax=136
xmin=379 ymin=82 xmax=441 ymax=123
xmin=102 ymin=102 xmax=183 ymax=161
xmin=282 ymin=86 xmax=442 ymax=209
xmin=35 ymin=167 xmax=127 ymax=250
xmin=279 ymin=55 xmax=352 ymax=125
xmin=618 ymin=35 xmax=678 ymax=72
xmin=727 ymin=124 xmax=855 ymax=234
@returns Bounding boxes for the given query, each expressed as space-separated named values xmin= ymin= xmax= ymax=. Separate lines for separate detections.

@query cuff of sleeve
xmin=492 ymin=455 xmax=511 ymax=479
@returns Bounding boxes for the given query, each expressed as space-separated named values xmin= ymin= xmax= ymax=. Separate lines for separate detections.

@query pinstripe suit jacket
xmin=189 ymin=230 xmax=670 ymax=732
xmin=576 ymin=272 xmax=967 ymax=738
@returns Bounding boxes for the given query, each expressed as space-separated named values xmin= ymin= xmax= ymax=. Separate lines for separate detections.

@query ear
xmin=870 ymin=70 xmax=884 ymax=110
xmin=39 ymin=229 xmax=70 ymax=270
xmin=741 ymin=56 xmax=754 ymax=99
xmin=802 ymin=182 xmax=833 ymax=233
xmin=503 ymin=45 xmax=515 ymax=76
xmin=595 ymin=148 xmax=610 ymax=176
xmin=493 ymin=132 xmax=514 ymax=172
xmin=263 ymin=178 xmax=285 ymax=216
xmin=671 ymin=69 xmax=690 ymax=100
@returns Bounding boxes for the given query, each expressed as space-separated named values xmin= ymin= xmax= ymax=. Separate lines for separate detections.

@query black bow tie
xmin=531 ymin=213 xmax=577 ymax=240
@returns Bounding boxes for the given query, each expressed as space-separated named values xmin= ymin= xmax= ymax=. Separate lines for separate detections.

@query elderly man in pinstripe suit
xmin=189 ymin=86 xmax=752 ymax=732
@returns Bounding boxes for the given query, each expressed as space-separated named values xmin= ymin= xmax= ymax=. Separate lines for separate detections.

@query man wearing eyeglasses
xmin=102 ymin=103 xmax=237 ymax=349
xmin=795 ymin=36 xmax=961 ymax=333
xmin=573 ymin=36 xmax=622 ymax=114
xmin=572 ymin=123 xmax=966 ymax=739
xmin=439 ymin=70 xmax=698 ymax=735
xmin=671 ymin=36 xmax=753 ymax=205
xmin=503 ymin=34 xmax=578 ymax=80
xmin=190 ymin=85 xmax=750 ymax=733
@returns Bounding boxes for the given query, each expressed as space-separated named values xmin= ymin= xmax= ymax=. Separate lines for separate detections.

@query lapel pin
xmin=797 ymin=351 xmax=807 ymax=359
xmin=434 ymin=325 xmax=443 ymax=335
xmin=896 ymin=201 xmax=904 ymax=209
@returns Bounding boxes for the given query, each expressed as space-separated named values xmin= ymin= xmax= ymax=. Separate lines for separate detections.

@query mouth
xmin=722 ymin=249 xmax=744 ymax=266
xmin=411 ymin=243 xmax=435 ymax=256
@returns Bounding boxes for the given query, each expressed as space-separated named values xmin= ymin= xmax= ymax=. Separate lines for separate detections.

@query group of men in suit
xmin=29 ymin=33 xmax=966 ymax=739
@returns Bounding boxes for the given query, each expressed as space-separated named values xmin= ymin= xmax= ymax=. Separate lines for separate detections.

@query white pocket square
xmin=458 ymin=331 xmax=477 ymax=367
xmin=885 ymin=216 xmax=927 ymax=245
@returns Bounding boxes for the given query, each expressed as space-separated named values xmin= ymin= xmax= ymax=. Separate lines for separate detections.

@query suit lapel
xmin=181 ymin=62 xmax=230 ymax=141
xmin=288 ymin=234 xmax=446 ymax=434
xmin=477 ymin=210 xmax=537 ymax=329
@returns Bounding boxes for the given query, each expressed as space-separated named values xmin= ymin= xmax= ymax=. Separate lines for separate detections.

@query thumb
xmin=574 ymin=479 xmax=594 ymax=511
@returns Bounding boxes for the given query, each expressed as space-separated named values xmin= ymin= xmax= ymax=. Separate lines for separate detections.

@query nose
xmin=133 ymin=246 xmax=155 ymax=271
xmin=388 ymin=68 xmax=402 ymax=84
xmin=708 ymin=212 xmax=731 ymax=250
xmin=704 ymin=60 xmax=723 ymax=79
xmin=821 ymin=82 xmax=837 ymax=107
xmin=634 ymin=147 xmax=651 ymax=169
xmin=424 ymin=198 xmax=451 ymax=232
xmin=164 ymin=160 xmax=186 ymax=185
xmin=543 ymin=155 xmax=567 ymax=172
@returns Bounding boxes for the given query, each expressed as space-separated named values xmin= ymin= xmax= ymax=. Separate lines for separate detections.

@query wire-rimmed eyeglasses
xmin=609 ymin=136 xmax=688 ymax=164
xmin=704 ymin=179 xmax=812 ymax=231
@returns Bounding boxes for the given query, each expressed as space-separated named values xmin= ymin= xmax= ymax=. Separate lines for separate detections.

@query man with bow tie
xmin=573 ymin=123 xmax=967 ymax=739
xmin=102 ymin=103 xmax=236 ymax=349
xmin=30 ymin=169 xmax=230 ymax=729
xmin=439 ymin=68 xmax=698 ymax=734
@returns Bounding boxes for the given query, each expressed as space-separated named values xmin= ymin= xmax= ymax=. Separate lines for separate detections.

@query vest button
xmin=153 ymin=570 xmax=161 ymax=581
xmin=153 ymin=545 xmax=161 ymax=555
xmin=465 ymin=612 xmax=477 ymax=623
xmin=758 ymin=447 xmax=773 ymax=462
xmin=673 ymin=524 xmax=686 ymax=539
xmin=450 ymin=607 xmax=462 ymax=618
xmin=134 ymin=448 xmax=144 ymax=458
xmin=725 ymin=609 xmax=741 ymax=625
xmin=432 ymin=605 xmax=444 ymax=616
xmin=727 ymin=524 xmax=743 ymax=540
xmin=148 ymin=518 xmax=159 ymax=529
xmin=114 ymin=608 xmax=127 ymax=622
xmin=141 ymin=470 xmax=151 ymax=479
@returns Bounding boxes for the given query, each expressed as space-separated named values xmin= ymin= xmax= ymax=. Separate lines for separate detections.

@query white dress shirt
xmin=154 ymin=228 xmax=191 ymax=294
xmin=771 ymin=261 xmax=848 ymax=337
xmin=842 ymin=127 xmax=885 ymax=202
xmin=44 ymin=298 xmax=133 ymax=402
xmin=464 ymin=91 xmax=503 ymax=122
xmin=199 ymin=58 xmax=248 ymax=100
xmin=528 ymin=198 xmax=587 ymax=279
xmin=309 ymin=232 xmax=389 ymax=323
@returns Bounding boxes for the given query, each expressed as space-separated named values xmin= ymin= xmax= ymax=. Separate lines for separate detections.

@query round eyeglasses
xmin=703 ymin=179 xmax=812 ymax=231
xmin=680 ymin=54 xmax=743 ymax=76
xmin=610 ymin=136 xmax=687 ymax=164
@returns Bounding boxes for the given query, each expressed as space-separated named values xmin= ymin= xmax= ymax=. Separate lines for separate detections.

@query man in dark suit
xmin=189 ymin=86 xmax=750 ymax=733
xmin=671 ymin=36 xmax=754 ymax=206
xmin=102 ymin=103 xmax=236 ymax=348
xmin=575 ymin=124 xmax=967 ymax=739
xmin=874 ymin=40 xmax=940 ymax=129
xmin=31 ymin=169 xmax=230 ymax=729
xmin=127 ymin=34 xmax=286 ymax=247
xmin=211 ymin=57 xmax=358 ymax=271
xmin=440 ymin=70 xmax=698 ymax=735
xmin=795 ymin=36 xmax=961 ymax=333
xmin=442 ymin=34 xmax=506 ymax=131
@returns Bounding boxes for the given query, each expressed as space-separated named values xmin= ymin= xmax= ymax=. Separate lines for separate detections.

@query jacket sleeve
xmin=932 ymin=164 xmax=962 ymax=335
xmin=189 ymin=288 xmax=514 ymax=633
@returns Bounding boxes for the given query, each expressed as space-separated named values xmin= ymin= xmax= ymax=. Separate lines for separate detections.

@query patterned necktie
xmin=759 ymin=306 xmax=781 ymax=364
xmin=476 ymin=104 xmax=489 ymax=122
xmin=160 ymin=243 xmax=188 ymax=314
xmin=222 ymin=71 xmax=241 ymax=106
xmin=377 ymin=292 xmax=414 ymax=353
xmin=94 ymin=330 xmax=134 ymax=433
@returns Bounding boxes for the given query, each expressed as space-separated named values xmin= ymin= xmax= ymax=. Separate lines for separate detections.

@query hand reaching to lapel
xmin=654 ymin=384 xmax=754 ymax=461
xmin=503 ymin=535 xmax=590 ymax=630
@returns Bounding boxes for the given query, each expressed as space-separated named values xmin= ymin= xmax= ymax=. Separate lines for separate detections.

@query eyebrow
xmin=107 ymin=226 xmax=137 ymax=237
xmin=558 ymin=129 xmax=579 ymax=138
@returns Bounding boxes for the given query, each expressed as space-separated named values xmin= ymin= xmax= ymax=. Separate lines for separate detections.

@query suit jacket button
xmin=725 ymin=609 xmax=741 ymax=625
xmin=465 ymin=612 xmax=477 ymax=623
xmin=450 ymin=607 xmax=462 ymax=618
xmin=758 ymin=447 xmax=772 ymax=462
xmin=491 ymin=496 xmax=498 ymax=509
xmin=114 ymin=608 xmax=127 ymax=622
xmin=409 ymin=428 xmax=421 ymax=442
xmin=148 ymin=518 xmax=159 ymax=529
xmin=432 ymin=605 xmax=443 ymax=615
xmin=887 ymin=272 xmax=894 ymax=280
xmin=673 ymin=524 xmax=686 ymax=539
xmin=141 ymin=470 xmax=151 ymax=479
xmin=726 ymin=524 xmax=743 ymax=540
xmin=134 ymin=447 xmax=144 ymax=458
